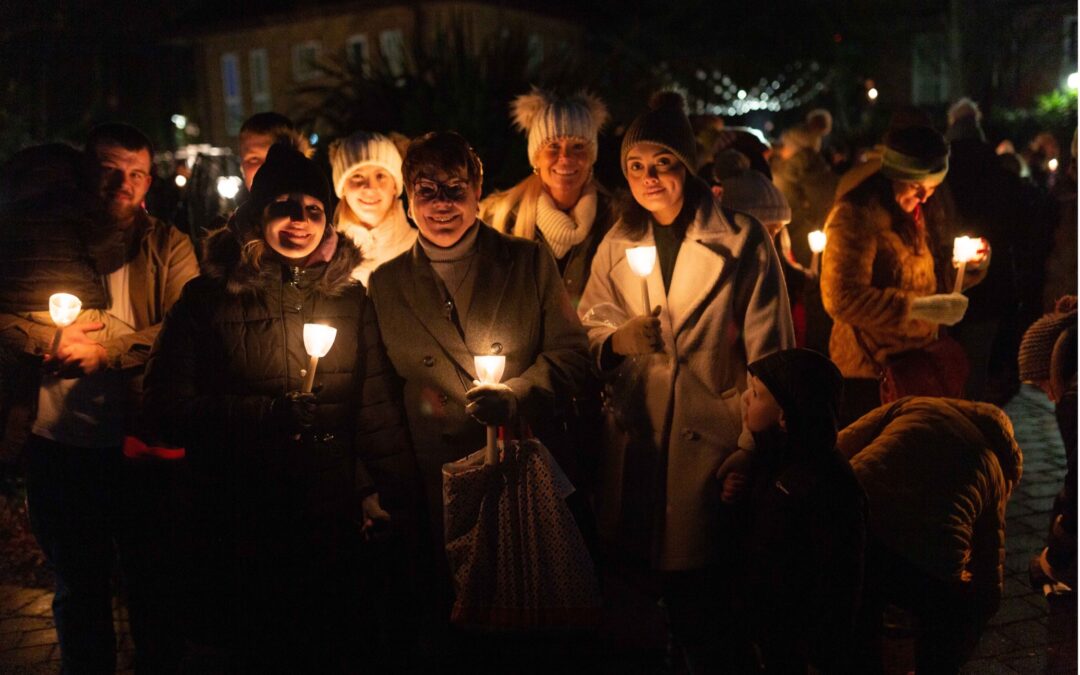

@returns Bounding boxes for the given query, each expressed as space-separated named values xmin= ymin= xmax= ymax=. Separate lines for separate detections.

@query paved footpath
xmin=959 ymin=385 xmax=1076 ymax=675
xmin=0 ymin=385 xmax=1074 ymax=674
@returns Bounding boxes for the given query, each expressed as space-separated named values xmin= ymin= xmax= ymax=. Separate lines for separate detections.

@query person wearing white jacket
xmin=578 ymin=92 xmax=794 ymax=673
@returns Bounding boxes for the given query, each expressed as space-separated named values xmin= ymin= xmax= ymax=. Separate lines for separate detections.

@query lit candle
xmin=807 ymin=230 xmax=827 ymax=276
xmin=474 ymin=354 xmax=507 ymax=465
xmin=952 ymin=236 xmax=982 ymax=294
xmin=626 ymin=246 xmax=657 ymax=315
xmin=48 ymin=293 xmax=81 ymax=356
xmin=301 ymin=323 xmax=337 ymax=393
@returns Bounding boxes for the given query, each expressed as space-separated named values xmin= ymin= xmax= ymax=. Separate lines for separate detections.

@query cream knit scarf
xmin=535 ymin=185 xmax=597 ymax=259
xmin=340 ymin=202 xmax=417 ymax=285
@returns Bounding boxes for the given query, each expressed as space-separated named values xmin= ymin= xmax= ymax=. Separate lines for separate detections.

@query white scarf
xmin=340 ymin=202 xmax=417 ymax=285
xmin=535 ymin=186 xmax=597 ymax=259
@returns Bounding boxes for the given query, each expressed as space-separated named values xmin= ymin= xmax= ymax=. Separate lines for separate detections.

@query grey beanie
xmin=712 ymin=150 xmax=791 ymax=225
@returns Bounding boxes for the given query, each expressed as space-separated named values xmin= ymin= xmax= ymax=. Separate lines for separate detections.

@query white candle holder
xmin=474 ymin=354 xmax=507 ymax=465
xmin=952 ymin=236 xmax=982 ymax=294
xmin=48 ymin=293 xmax=81 ymax=356
xmin=301 ymin=324 xmax=337 ymax=393
xmin=626 ymin=246 xmax=657 ymax=315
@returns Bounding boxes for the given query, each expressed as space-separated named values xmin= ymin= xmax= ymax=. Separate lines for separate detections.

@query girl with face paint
xmin=145 ymin=143 xmax=417 ymax=670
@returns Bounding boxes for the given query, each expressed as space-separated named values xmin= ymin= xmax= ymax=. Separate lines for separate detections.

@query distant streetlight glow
xmin=737 ymin=89 xmax=747 ymax=100
xmin=171 ymin=114 xmax=187 ymax=130
xmin=1068 ymin=72 xmax=1079 ymax=90
xmin=867 ymin=87 xmax=879 ymax=101
xmin=1049 ymin=158 xmax=1059 ymax=172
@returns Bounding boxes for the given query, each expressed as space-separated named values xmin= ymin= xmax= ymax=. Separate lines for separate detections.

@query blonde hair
xmin=482 ymin=174 xmax=545 ymax=239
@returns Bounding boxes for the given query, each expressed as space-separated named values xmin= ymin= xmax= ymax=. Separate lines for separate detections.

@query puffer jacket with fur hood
xmin=145 ymin=224 xmax=416 ymax=522
xmin=837 ymin=397 xmax=1022 ymax=611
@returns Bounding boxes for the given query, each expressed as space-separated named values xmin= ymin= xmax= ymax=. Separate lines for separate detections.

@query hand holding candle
xmin=807 ymin=230 xmax=827 ymax=276
xmin=471 ymin=354 xmax=507 ymax=465
xmin=626 ymin=246 xmax=657 ymax=315
xmin=301 ymin=323 xmax=337 ymax=393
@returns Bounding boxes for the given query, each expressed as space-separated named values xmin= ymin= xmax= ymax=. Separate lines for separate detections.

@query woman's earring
xmin=532 ymin=166 xmax=539 ymax=175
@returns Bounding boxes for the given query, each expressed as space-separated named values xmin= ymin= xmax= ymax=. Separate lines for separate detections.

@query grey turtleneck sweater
xmin=417 ymin=222 xmax=480 ymax=332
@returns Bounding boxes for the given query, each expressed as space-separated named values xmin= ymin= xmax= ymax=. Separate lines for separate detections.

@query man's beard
xmin=106 ymin=196 xmax=141 ymax=224
xmin=88 ymin=199 xmax=143 ymax=274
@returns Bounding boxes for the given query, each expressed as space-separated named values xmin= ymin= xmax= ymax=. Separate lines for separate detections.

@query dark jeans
xmin=849 ymin=536 xmax=986 ymax=675
xmin=25 ymin=435 xmax=183 ymax=674
xmin=660 ymin=506 xmax=756 ymax=675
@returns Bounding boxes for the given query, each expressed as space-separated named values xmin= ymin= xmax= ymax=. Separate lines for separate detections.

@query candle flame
xmin=474 ymin=355 xmax=506 ymax=385
xmin=303 ymin=323 xmax=337 ymax=358
xmin=952 ymin=236 xmax=981 ymax=264
xmin=807 ymin=230 xmax=827 ymax=253
xmin=626 ymin=246 xmax=658 ymax=278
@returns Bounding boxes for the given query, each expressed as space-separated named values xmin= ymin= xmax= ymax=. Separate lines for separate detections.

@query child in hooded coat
xmin=736 ymin=348 xmax=866 ymax=673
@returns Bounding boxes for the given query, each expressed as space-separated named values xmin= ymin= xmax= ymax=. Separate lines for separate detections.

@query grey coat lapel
xmin=463 ymin=225 xmax=514 ymax=356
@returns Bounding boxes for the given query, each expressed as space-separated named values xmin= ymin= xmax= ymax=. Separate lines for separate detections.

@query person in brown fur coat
xmin=821 ymin=125 xmax=987 ymax=423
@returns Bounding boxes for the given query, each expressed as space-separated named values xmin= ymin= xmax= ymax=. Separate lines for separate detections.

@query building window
xmin=911 ymin=32 xmax=949 ymax=106
xmin=346 ymin=34 xmax=371 ymax=76
xmin=292 ymin=40 xmax=322 ymax=82
xmin=379 ymin=29 xmax=407 ymax=78
xmin=249 ymin=48 xmax=272 ymax=112
xmin=220 ymin=52 xmax=244 ymax=137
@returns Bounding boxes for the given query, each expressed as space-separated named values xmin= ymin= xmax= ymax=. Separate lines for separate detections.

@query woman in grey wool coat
xmin=578 ymin=92 xmax=795 ymax=673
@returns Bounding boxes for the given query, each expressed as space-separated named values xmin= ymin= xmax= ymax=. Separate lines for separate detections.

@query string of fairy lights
xmin=668 ymin=60 xmax=831 ymax=118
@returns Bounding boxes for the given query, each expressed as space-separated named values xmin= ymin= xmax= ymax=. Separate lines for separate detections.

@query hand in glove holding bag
xmin=270 ymin=390 xmax=318 ymax=434
xmin=611 ymin=306 xmax=663 ymax=356
xmin=465 ymin=382 xmax=518 ymax=426
xmin=908 ymin=293 xmax=969 ymax=326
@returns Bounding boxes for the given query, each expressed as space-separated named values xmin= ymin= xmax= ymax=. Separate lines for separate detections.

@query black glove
xmin=271 ymin=390 xmax=317 ymax=434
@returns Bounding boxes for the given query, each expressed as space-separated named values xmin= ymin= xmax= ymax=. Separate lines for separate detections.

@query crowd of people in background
xmin=0 ymin=83 xmax=1075 ymax=675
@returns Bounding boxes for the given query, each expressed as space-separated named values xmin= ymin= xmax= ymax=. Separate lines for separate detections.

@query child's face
xmin=742 ymin=374 xmax=784 ymax=433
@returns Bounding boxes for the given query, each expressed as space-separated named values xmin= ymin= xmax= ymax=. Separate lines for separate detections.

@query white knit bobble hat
xmin=511 ymin=87 xmax=610 ymax=168
xmin=329 ymin=131 xmax=404 ymax=198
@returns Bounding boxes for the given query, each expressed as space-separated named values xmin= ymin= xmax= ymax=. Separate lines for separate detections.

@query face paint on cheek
xmin=265 ymin=199 xmax=305 ymax=222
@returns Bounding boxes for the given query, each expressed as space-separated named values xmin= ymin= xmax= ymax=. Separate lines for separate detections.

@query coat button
xmin=490 ymin=342 xmax=503 ymax=354
xmin=681 ymin=428 xmax=700 ymax=441
xmin=422 ymin=356 xmax=435 ymax=367
xmin=294 ymin=304 xmax=302 ymax=312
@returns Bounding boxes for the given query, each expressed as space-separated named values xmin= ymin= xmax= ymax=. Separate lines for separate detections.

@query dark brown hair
xmin=86 ymin=122 xmax=153 ymax=157
xmin=402 ymin=131 xmax=483 ymax=193
xmin=619 ymin=173 xmax=711 ymax=242
xmin=843 ymin=171 xmax=935 ymax=254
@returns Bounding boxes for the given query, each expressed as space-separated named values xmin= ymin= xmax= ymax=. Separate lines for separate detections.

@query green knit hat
xmin=621 ymin=91 xmax=697 ymax=176
xmin=880 ymin=125 xmax=949 ymax=184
